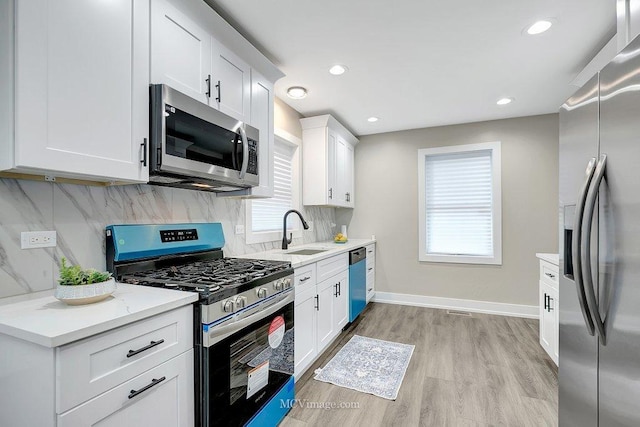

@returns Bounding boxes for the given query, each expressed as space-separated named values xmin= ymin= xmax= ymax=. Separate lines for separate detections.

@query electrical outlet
xmin=235 ymin=225 xmax=245 ymax=235
xmin=307 ymin=221 xmax=314 ymax=231
xmin=21 ymin=231 xmax=57 ymax=249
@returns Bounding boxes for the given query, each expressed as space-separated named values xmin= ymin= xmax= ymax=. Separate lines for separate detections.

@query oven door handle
xmin=204 ymin=291 xmax=294 ymax=347
xmin=238 ymin=125 xmax=249 ymax=179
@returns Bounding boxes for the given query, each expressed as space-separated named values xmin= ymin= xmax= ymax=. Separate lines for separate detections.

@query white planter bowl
xmin=55 ymin=278 xmax=117 ymax=305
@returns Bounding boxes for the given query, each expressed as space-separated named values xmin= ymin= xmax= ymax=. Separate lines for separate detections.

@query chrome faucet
xmin=282 ymin=209 xmax=310 ymax=250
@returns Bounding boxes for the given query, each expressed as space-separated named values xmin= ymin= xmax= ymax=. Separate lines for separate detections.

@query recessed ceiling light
xmin=286 ymin=86 xmax=307 ymax=99
xmin=367 ymin=117 xmax=379 ymax=122
xmin=329 ymin=65 xmax=348 ymax=75
xmin=526 ymin=20 xmax=553 ymax=35
xmin=496 ymin=97 xmax=514 ymax=105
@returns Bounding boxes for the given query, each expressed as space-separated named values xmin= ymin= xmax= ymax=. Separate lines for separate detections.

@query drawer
xmin=540 ymin=260 xmax=559 ymax=289
xmin=366 ymin=270 xmax=375 ymax=302
xmin=58 ymin=349 xmax=194 ymax=427
xmin=365 ymin=244 xmax=375 ymax=258
xmin=316 ymin=253 xmax=348 ymax=283
xmin=366 ymin=244 xmax=375 ymax=267
xmin=57 ymin=305 xmax=193 ymax=413
xmin=294 ymin=263 xmax=317 ymax=295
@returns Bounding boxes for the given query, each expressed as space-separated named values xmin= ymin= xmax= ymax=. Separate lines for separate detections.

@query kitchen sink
xmin=286 ymin=249 xmax=329 ymax=255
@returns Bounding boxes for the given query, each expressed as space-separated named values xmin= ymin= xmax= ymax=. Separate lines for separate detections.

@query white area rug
xmin=313 ymin=335 xmax=415 ymax=400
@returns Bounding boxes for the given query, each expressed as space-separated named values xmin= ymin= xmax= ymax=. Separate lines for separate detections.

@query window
xmin=245 ymin=132 xmax=301 ymax=244
xmin=417 ymin=141 xmax=501 ymax=264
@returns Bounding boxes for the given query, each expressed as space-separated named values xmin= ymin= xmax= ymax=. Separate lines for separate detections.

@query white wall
xmin=338 ymin=114 xmax=559 ymax=307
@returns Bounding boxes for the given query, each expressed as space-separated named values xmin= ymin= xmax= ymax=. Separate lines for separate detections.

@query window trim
xmin=245 ymin=129 xmax=302 ymax=245
xmin=417 ymin=141 xmax=502 ymax=265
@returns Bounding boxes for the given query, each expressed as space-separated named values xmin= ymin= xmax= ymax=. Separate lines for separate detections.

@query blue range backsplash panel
xmin=106 ymin=223 xmax=225 ymax=262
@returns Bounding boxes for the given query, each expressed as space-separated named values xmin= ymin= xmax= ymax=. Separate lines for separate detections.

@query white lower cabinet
xmin=538 ymin=257 xmax=559 ymax=365
xmin=294 ymin=254 xmax=349 ymax=380
xmin=58 ymin=349 xmax=193 ymax=427
xmin=0 ymin=305 xmax=194 ymax=427
xmin=365 ymin=243 xmax=376 ymax=302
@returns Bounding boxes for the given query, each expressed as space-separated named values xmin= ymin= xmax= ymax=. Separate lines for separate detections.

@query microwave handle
xmin=239 ymin=125 xmax=249 ymax=179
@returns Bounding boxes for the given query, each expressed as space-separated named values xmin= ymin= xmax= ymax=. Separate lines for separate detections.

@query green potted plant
xmin=55 ymin=258 xmax=116 ymax=305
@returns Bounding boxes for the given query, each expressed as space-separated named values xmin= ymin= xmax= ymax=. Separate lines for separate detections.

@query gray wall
xmin=338 ymin=114 xmax=559 ymax=306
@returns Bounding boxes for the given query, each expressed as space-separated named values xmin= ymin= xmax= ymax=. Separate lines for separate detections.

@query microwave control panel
xmin=248 ymin=139 xmax=258 ymax=175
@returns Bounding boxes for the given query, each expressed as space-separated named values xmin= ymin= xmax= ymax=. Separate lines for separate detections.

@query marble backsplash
xmin=0 ymin=178 xmax=336 ymax=299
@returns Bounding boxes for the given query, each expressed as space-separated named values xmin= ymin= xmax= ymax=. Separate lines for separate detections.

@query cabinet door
xmin=539 ymin=281 xmax=554 ymax=358
xmin=15 ymin=0 xmax=149 ymax=182
xmin=294 ymin=287 xmax=317 ymax=379
xmin=335 ymin=136 xmax=348 ymax=207
xmin=333 ymin=270 xmax=349 ymax=332
xmin=151 ymin=0 xmax=211 ymax=104
xmin=344 ymin=142 xmax=355 ymax=207
xmin=58 ymin=350 xmax=194 ymax=427
xmin=211 ymin=40 xmax=251 ymax=123
xmin=245 ymin=70 xmax=274 ymax=197
xmin=316 ymin=278 xmax=336 ymax=354
xmin=327 ymin=129 xmax=338 ymax=204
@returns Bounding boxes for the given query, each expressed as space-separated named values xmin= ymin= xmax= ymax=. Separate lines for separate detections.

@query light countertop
xmin=0 ymin=283 xmax=198 ymax=348
xmin=536 ymin=253 xmax=559 ymax=266
xmin=237 ymin=239 xmax=376 ymax=268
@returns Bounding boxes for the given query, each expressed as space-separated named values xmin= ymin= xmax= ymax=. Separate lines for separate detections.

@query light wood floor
xmin=281 ymin=303 xmax=558 ymax=427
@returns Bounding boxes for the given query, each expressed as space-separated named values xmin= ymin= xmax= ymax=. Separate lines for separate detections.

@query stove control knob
xmin=273 ymin=280 xmax=283 ymax=291
xmin=222 ymin=299 xmax=235 ymax=313
xmin=234 ymin=296 xmax=247 ymax=309
xmin=256 ymin=287 xmax=268 ymax=299
xmin=284 ymin=278 xmax=292 ymax=289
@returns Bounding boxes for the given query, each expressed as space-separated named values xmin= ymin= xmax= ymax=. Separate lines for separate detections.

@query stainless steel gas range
xmin=106 ymin=223 xmax=295 ymax=427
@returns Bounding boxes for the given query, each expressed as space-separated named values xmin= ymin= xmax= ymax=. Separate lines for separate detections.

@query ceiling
xmin=208 ymin=0 xmax=615 ymax=136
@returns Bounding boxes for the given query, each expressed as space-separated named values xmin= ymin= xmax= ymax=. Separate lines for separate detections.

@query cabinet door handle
xmin=545 ymin=272 xmax=556 ymax=279
xmin=334 ymin=283 xmax=339 ymax=297
xmin=329 ymin=188 xmax=333 ymax=199
xmin=140 ymin=138 xmax=147 ymax=166
xmin=205 ymin=75 xmax=211 ymax=98
xmin=314 ymin=295 xmax=319 ymax=311
xmin=215 ymin=80 xmax=221 ymax=102
xmin=127 ymin=339 xmax=165 ymax=358
xmin=299 ymin=276 xmax=311 ymax=283
xmin=544 ymin=293 xmax=548 ymax=311
xmin=548 ymin=297 xmax=554 ymax=312
xmin=128 ymin=376 xmax=166 ymax=399
xmin=338 ymin=281 xmax=341 ymax=296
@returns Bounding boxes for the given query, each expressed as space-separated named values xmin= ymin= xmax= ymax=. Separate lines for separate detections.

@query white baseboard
xmin=372 ymin=292 xmax=538 ymax=319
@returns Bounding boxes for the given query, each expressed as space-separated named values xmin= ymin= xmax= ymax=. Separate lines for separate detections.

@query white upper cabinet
xmin=151 ymin=0 xmax=211 ymax=104
xmin=151 ymin=0 xmax=250 ymax=123
xmin=1 ymin=0 xmax=150 ymax=183
xmin=300 ymin=115 xmax=358 ymax=208
xmin=211 ymin=40 xmax=251 ymax=123
xmin=222 ymin=70 xmax=275 ymax=198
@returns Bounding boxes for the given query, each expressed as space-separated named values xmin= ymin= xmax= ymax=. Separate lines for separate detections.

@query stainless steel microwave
xmin=149 ymin=84 xmax=259 ymax=192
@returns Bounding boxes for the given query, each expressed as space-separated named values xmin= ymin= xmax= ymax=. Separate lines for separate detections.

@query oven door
xmin=202 ymin=291 xmax=294 ymax=427
xmin=150 ymin=84 xmax=259 ymax=187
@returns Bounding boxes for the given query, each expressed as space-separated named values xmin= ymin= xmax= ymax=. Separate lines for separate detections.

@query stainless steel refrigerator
xmin=559 ymin=36 xmax=640 ymax=426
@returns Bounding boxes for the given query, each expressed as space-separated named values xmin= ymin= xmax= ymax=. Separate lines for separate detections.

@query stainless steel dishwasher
xmin=348 ymin=247 xmax=367 ymax=322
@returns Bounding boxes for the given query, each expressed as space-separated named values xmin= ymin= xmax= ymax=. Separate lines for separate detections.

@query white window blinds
xmin=425 ymin=149 xmax=494 ymax=257
xmin=251 ymin=141 xmax=297 ymax=232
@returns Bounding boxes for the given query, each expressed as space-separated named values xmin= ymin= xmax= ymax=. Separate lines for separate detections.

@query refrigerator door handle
xmin=581 ymin=154 xmax=607 ymax=345
xmin=572 ymin=158 xmax=597 ymax=336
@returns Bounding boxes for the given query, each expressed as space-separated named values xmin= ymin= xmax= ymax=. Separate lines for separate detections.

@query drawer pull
xmin=368 ymin=267 xmax=373 ymax=271
xmin=545 ymin=272 xmax=556 ymax=279
xmin=127 ymin=339 xmax=165 ymax=358
xmin=128 ymin=376 xmax=166 ymax=399
xmin=299 ymin=276 xmax=311 ymax=283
